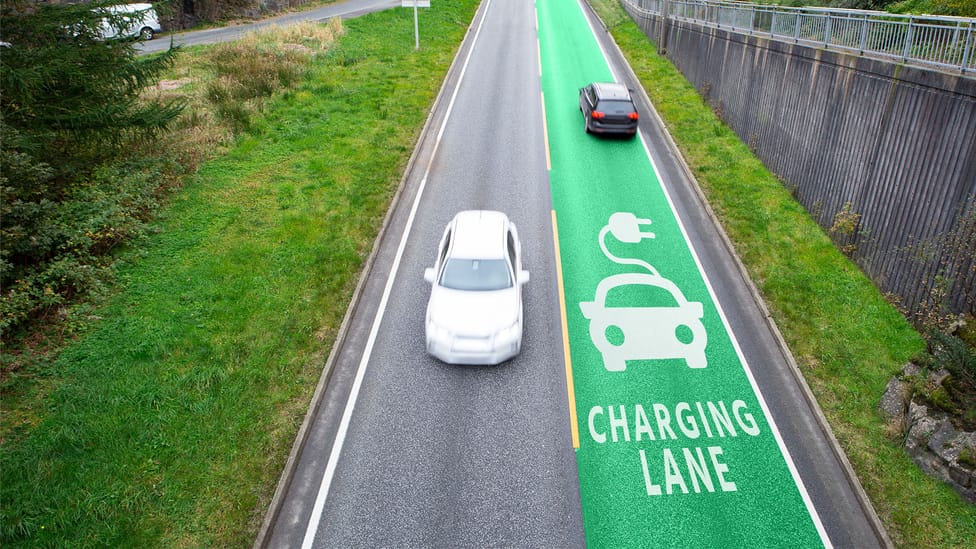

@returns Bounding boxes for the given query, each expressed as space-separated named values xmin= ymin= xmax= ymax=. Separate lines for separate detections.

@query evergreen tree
xmin=1 ymin=1 xmax=184 ymax=332
xmin=1 ymin=1 xmax=183 ymax=178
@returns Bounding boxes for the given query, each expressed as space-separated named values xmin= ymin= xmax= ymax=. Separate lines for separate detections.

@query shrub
xmin=959 ymin=446 xmax=976 ymax=467
xmin=1 ymin=2 xmax=183 ymax=339
xmin=1 ymin=162 xmax=161 ymax=336
xmin=916 ymin=329 xmax=976 ymax=429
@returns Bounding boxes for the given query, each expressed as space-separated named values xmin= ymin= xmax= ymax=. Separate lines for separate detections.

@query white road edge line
xmin=573 ymin=0 xmax=832 ymax=546
xmin=300 ymin=1 xmax=496 ymax=546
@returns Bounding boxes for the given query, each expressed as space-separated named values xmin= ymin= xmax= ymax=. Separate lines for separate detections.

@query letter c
xmin=588 ymin=406 xmax=606 ymax=444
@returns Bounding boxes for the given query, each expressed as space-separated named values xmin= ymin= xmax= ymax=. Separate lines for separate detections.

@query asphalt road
xmin=136 ymin=0 xmax=400 ymax=54
xmin=255 ymin=0 xmax=888 ymax=547
xmin=262 ymin=0 xmax=584 ymax=547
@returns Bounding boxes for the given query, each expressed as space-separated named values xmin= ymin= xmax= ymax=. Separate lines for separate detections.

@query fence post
xmin=824 ymin=14 xmax=832 ymax=48
xmin=963 ymin=23 xmax=974 ymax=74
xmin=859 ymin=14 xmax=868 ymax=53
xmin=903 ymin=17 xmax=915 ymax=61
xmin=659 ymin=0 xmax=671 ymax=55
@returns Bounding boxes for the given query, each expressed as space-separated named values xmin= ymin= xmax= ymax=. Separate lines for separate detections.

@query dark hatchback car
xmin=579 ymin=82 xmax=639 ymax=137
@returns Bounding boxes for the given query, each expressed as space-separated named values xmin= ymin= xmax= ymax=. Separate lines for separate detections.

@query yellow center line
xmin=551 ymin=209 xmax=579 ymax=449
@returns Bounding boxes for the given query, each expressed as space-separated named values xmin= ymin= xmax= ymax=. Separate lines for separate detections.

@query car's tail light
xmin=592 ymin=111 xmax=605 ymax=119
xmin=628 ymin=112 xmax=639 ymax=120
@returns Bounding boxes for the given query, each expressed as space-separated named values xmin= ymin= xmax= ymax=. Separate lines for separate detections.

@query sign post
xmin=401 ymin=0 xmax=431 ymax=50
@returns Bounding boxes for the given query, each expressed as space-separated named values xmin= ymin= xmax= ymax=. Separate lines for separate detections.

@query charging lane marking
xmin=572 ymin=2 xmax=828 ymax=542
xmin=536 ymin=0 xmax=830 ymax=546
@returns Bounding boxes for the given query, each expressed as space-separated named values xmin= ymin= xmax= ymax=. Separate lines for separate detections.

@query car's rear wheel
xmin=584 ymin=115 xmax=591 ymax=134
xmin=139 ymin=27 xmax=154 ymax=40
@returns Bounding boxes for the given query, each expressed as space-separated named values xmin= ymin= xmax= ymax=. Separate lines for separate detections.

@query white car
xmin=424 ymin=211 xmax=530 ymax=365
xmin=97 ymin=3 xmax=162 ymax=40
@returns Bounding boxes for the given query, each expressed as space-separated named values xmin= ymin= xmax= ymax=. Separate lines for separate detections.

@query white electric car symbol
xmin=579 ymin=213 xmax=708 ymax=372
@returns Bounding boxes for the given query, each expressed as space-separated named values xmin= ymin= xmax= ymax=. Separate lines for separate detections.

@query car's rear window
xmin=596 ymin=100 xmax=635 ymax=114
xmin=440 ymin=259 xmax=512 ymax=291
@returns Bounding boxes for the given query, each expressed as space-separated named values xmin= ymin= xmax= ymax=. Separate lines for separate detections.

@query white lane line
xmin=536 ymin=1 xmax=542 ymax=78
xmin=573 ymin=0 xmax=831 ymax=546
xmin=541 ymin=92 xmax=552 ymax=171
xmin=300 ymin=1 xmax=496 ymax=546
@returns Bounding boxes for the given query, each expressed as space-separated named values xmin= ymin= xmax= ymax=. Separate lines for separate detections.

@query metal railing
xmin=625 ymin=0 xmax=976 ymax=73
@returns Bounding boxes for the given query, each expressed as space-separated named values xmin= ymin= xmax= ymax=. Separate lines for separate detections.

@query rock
xmin=928 ymin=420 xmax=958 ymax=454
xmin=930 ymin=368 xmax=951 ymax=387
xmin=879 ymin=377 xmax=910 ymax=422
xmin=949 ymin=462 xmax=971 ymax=487
xmin=905 ymin=401 xmax=939 ymax=453
xmin=886 ymin=365 xmax=976 ymax=504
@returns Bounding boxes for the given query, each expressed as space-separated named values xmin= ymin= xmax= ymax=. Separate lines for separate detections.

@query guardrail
xmin=625 ymin=0 xmax=976 ymax=73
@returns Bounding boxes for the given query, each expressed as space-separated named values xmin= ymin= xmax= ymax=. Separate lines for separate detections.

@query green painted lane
xmin=537 ymin=0 xmax=829 ymax=546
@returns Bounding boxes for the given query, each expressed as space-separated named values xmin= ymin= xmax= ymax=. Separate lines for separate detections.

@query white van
xmin=97 ymin=3 xmax=162 ymax=40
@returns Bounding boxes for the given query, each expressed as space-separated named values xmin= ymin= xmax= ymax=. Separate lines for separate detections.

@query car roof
xmin=449 ymin=210 xmax=509 ymax=259
xmin=106 ymin=3 xmax=155 ymax=13
xmin=591 ymin=82 xmax=632 ymax=101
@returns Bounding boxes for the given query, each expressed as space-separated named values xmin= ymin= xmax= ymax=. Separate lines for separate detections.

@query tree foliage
xmin=888 ymin=0 xmax=976 ymax=17
xmin=2 ymin=2 xmax=182 ymax=170
xmin=1 ymin=1 xmax=184 ymax=335
xmin=768 ymin=0 xmax=976 ymax=16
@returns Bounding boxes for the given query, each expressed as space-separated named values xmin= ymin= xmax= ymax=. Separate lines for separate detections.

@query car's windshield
xmin=597 ymin=100 xmax=635 ymax=114
xmin=440 ymin=258 xmax=512 ymax=291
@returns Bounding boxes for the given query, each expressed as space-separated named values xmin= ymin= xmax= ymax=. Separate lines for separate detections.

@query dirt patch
xmin=157 ymin=78 xmax=193 ymax=91
xmin=282 ymin=43 xmax=314 ymax=55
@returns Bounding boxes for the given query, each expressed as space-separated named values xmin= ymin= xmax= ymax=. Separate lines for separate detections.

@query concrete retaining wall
xmin=625 ymin=7 xmax=976 ymax=318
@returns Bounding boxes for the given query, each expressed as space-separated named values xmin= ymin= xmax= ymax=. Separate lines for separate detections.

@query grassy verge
xmin=0 ymin=2 xmax=479 ymax=546
xmin=587 ymin=0 xmax=975 ymax=547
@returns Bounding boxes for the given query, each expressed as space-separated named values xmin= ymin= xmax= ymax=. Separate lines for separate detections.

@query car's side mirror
xmin=424 ymin=268 xmax=435 ymax=284
xmin=519 ymin=270 xmax=530 ymax=285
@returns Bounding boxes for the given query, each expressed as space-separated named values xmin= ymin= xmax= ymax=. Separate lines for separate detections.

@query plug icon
xmin=607 ymin=212 xmax=654 ymax=243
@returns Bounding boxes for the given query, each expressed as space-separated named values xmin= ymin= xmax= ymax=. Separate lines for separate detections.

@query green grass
xmin=3 ymin=0 xmax=973 ymax=546
xmin=0 ymin=2 xmax=479 ymax=546
xmin=587 ymin=0 xmax=975 ymax=547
